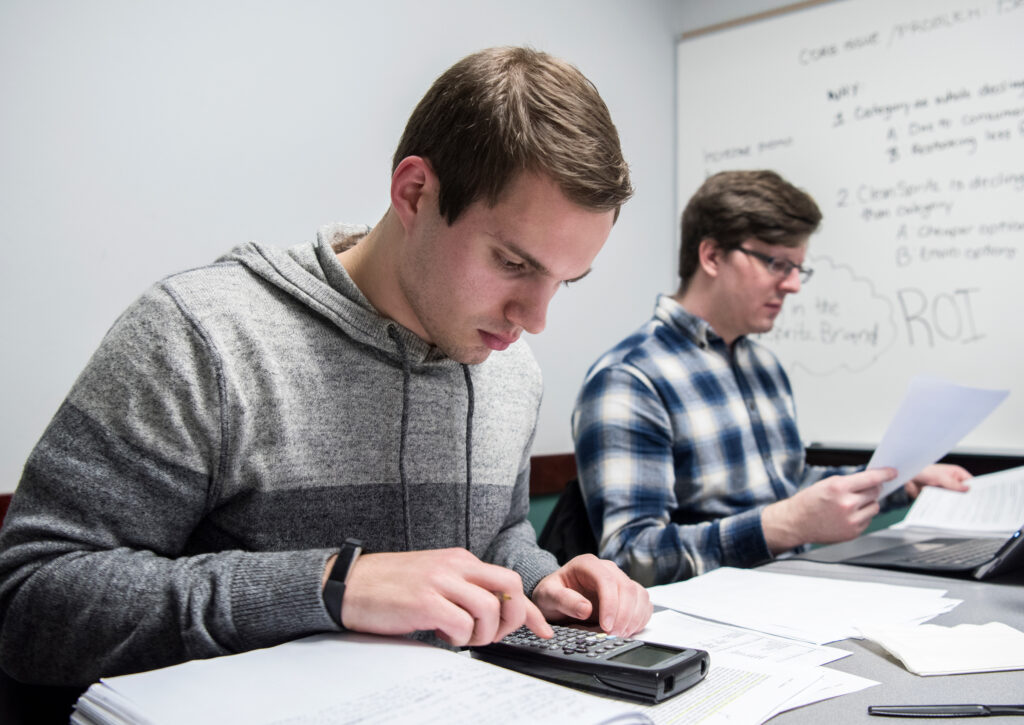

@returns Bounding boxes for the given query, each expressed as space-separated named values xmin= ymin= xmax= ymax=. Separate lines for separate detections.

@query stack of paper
xmin=858 ymin=622 xmax=1024 ymax=676
xmin=894 ymin=464 xmax=1024 ymax=536
xmin=648 ymin=567 xmax=960 ymax=645
xmin=637 ymin=609 xmax=877 ymax=723
xmin=640 ymin=609 xmax=850 ymax=668
xmin=638 ymin=651 xmax=874 ymax=725
xmin=71 ymin=619 xmax=880 ymax=725
xmin=72 ymin=634 xmax=647 ymax=725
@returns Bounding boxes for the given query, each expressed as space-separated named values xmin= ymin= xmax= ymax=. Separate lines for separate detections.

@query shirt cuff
xmin=718 ymin=506 xmax=773 ymax=568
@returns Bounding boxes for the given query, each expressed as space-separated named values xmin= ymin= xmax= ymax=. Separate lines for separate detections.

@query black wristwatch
xmin=323 ymin=538 xmax=363 ymax=629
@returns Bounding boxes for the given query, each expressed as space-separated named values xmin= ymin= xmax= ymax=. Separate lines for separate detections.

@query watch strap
xmin=323 ymin=538 xmax=363 ymax=628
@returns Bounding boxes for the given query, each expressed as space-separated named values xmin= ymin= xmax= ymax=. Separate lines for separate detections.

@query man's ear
xmin=697 ymin=238 xmax=723 ymax=278
xmin=390 ymin=156 xmax=439 ymax=232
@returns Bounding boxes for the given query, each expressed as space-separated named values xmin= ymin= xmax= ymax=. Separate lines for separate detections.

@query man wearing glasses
xmin=569 ymin=170 xmax=969 ymax=586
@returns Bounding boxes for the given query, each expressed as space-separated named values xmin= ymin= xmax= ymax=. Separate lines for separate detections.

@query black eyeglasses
xmin=735 ymin=247 xmax=813 ymax=283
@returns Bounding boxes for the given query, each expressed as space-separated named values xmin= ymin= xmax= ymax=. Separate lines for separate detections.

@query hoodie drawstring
xmin=461 ymin=364 xmax=474 ymax=552
xmin=388 ymin=327 xmax=475 ymax=553
xmin=387 ymin=327 xmax=414 ymax=552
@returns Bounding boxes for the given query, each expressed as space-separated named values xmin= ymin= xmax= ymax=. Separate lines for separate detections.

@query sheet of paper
xmin=71 ymin=629 xmax=877 ymax=725
xmin=764 ymin=665 xmax=878 ymax=719
xmin=71 ymin=613 xmax=887 ymax=725
xmin=637 ymin=652 xmax=822 ymax=725
xmin=639 ymin=609 xmax=850 ymax=667
xmin=74 ymin=634 xmax=645 ymax=725
xmin=637 ymin=610 xmax=881 ymax=721
xmin=894 ymin=464 xmax=1024 ymax=535
xmin=648 ymin=567 xmax=959 ymax=645
xmin=635 ymin=652 xmax=876 ymax=725
xmin=866 ymin=376 xmax=1008 ymax=499
xmin=858 ymin=622 xmax=1024 ymax=676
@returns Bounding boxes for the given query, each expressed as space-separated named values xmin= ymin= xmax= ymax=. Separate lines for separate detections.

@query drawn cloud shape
xmin=755 ymin=254 xmax=898 ymax=376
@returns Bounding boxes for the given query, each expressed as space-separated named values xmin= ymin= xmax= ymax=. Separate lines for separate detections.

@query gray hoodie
xmin=0 ymin=224 xmax=558 ymax=686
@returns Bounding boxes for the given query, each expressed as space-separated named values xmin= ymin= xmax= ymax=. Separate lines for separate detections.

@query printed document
xmin=648 ymin=567 xmax=959 ymax=645
xmin=894 ymin=464 xmax=1024 ymax=536
xmin=71 ymin=633 xmax=646 ymax=725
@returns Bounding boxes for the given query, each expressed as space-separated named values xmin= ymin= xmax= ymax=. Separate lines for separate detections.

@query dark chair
xmin=0 ymin=493 xmax=10 ymax=530
xmin=537 ymin=478 xmax=598 ymax=565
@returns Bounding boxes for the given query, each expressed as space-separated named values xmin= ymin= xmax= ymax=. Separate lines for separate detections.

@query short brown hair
xmin=678 ymin=170 xmax=821 ymax=283
xmin=393 ymin=46 xmax=633 ymax=223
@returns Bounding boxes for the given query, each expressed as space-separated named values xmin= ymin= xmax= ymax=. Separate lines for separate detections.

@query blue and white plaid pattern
xmin=572 ymin=295 xmax=854 ymax=586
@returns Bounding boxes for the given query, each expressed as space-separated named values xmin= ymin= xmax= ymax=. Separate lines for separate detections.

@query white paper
xmin=894 ymin=464 xmax=1024 ymax=536
xmin=73 ymin=634 xmax=644 ymax=725
xmin=70 ymin=629 xmax=877 ymax=725
xmin=635 ymin=652 xmax=876 ymax=725
xmin=639 ymin=609 xmax=849 ymax=667
xmin=858 ymin=622 xmax=1024 ymax=676
xmin=764 ymin=665 xmax=879 ymax=719
xmin=648 ymin=567 xmax=959 ymax=645
xmin=866 ymin=376 xmax=1008 ymax=499
xmin=634 ymin=611 xmax=879 ymax=723
xmin=637 ymin=653 xmax=821 ymax=725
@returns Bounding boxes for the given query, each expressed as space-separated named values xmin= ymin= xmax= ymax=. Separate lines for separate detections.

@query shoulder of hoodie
xmin=136 ymin=243 xmax=267 ymax=297
xmin=138 ymin=241 xmax=318 ymax=314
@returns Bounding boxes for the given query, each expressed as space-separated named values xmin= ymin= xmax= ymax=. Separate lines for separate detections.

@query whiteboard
xmin=676 ymin=0 xmax=1024 ymax=455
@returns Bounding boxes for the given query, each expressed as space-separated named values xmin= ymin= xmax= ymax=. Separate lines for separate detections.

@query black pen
xmin=869 ymin=704 xmax=1024 ymax=718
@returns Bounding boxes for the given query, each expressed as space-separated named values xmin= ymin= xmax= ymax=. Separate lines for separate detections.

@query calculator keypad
xmin=502 ymin=625 xmax=634 ymax=658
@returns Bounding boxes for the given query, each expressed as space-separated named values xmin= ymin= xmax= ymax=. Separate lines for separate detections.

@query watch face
xmin=335 ymin=540 xmax=362 ymax=583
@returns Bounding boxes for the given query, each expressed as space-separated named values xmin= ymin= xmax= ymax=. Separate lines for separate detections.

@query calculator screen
xmin=607 ymin=643 xmax=680 ymax=668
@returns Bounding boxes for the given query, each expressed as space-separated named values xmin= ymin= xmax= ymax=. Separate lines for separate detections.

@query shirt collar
xmin=654 ymin=293 xmax=734 ymax=350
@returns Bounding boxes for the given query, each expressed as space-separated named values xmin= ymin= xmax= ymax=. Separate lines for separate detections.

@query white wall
xmin=0 ymin=0 xmax=795 ymax=493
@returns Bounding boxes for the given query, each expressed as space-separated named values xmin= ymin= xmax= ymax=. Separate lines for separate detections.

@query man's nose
xmin=779 ymin=267 xmax=801 ymax=294
xmin=506 ymin=282 xmax=555 ymax=335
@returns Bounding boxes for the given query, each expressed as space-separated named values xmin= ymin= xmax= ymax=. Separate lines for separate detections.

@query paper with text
xmin=72 ymin=634 xmax=645 ymax=725
xmin=636 ymin=652 xmax=876 ymax=725
xmin=648 ymin=567 xmax=959 ymax=645
xmin=639 ymin=610 xmax=849 ymax=667
xmin=894 ymin=464 xmax=1024 ymax=535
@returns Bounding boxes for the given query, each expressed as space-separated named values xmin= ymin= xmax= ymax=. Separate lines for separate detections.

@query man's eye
xmin=497 ymin=254 xmax=526 ymax=272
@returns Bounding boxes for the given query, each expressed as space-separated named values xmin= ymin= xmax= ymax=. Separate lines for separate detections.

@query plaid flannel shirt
xmin=572 ymin=295 xmax=870 ymax=586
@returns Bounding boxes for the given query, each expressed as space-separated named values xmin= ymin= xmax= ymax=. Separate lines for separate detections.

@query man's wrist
xmin=322 ymin=538 xmax=363 ymax=628
xmin=761 ymin=501 xmax=802 ymax=553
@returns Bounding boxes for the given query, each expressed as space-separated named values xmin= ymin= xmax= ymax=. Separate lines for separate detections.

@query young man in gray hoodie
xmin=0 ymin=46 xmax=650 ymax=688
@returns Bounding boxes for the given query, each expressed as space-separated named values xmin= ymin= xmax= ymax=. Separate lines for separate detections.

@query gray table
xmin=759 ymin=558 xmax=1024 ymax=723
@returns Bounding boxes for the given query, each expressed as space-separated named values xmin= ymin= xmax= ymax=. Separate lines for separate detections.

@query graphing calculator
xmin=470 ymin=625 xmax=710 ymax=704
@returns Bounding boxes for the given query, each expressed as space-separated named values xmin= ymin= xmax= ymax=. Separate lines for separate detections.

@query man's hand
xmin=762 ymin=468 xmax=897 ymax=553
xmin=904 ymin=463 xmax=971 ymax=499
xmin=531 ymin=554 xmax=652 ymax=637
xmin=334 ymin=548 xmax=553 ymax=647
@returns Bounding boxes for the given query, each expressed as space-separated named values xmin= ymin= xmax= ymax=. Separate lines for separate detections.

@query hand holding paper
xmin=866 ymin=376 xmax=1008 ymax=499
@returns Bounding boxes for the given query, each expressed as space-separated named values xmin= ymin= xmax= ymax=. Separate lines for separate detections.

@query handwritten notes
xmin=678 ymin=0 xmax=1024 ymax=452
